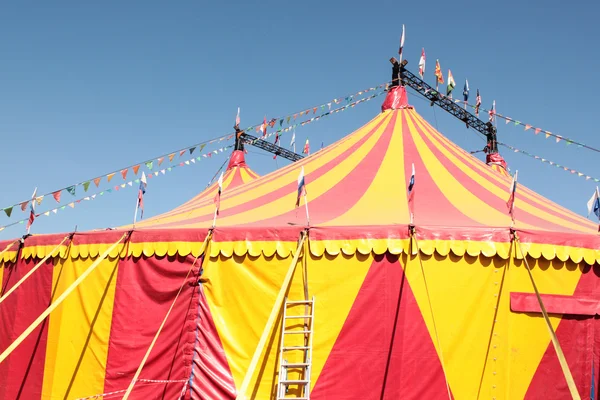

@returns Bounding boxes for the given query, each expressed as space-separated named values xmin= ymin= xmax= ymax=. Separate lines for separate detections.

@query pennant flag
xmin=488 ymin=100 xmax=496 ymax=123
xmin=20 ymin=201 xmax=28 ymax=212
xmin=179 ymin=150 xmax=186 ymax=157
xmin=235 ymin=107 xmax=241 ymax=127
xmin=296 ymin=167 xmax=306 ymax=207
xmin=137 ymin=172 xmax=147 ymax=219
xmin=145 ymin=161 xmax=153 ymax=170
xmin=168 ymin=153 xmax=175 ymax=162
xmin=66 ymin=186 xmax=76 ymax=196
xmin=417 ymin=48 xmax=426 ymax=78
xmin=303 ymin=139 xmax=310 ymax=155
xmin=313 ymin=107 xmax=317 ymax=114
xmin=534 ymin=128 xmax=541 ymax=135
xmin=463 ymin=79 xmax=469 ymax=102
xmin=107 ymin=173 xmax=115 ymax=182
xmin=446 ymin=70 xmax=456 ymax=97
xmin=434 ymin=60 xmax=444 ymax=85
xmin=189 ymin=147 xmax=196 ymax=155
xmin=525 ymin=124 xmax=532 ymax=131
xmin=214 ymin=172 xmax=224 ymax=216
xmin=398 ymin=24 xmax=405 ymax=62
xmin=35 ymin=196 xmax=44 ymax=206
xmin=83 ymin=181 xmax=91 ymax=192
xmin=4 ymin=207 xmax=12 ymax=218
xmin=507 ymin=170 xmax=519 ymax=217
xmin=475 ymin=89 xmax=481 ymax=116
xmin=52 ymin=209 xmax=57 ymax=214
xmin=121 ymin=169 xmax=128 ymax=180
xmin=94 ymin=177 xmax=102 ymax=187
xmin=269 ymin=118 xmax=277 ymax=128
xmin=68 ymin=202 xmax=75 ymax=208
xmin=157 ymin=157 xmax=164 ymax=166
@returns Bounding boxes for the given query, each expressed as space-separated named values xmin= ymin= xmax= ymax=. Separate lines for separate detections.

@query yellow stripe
xmin=142 ymin=113 xmax=390 ymax=228
xmin=412 ymin=112 xmax=593 ymax=232
xmin=42 ymin=256 xmax=119 ymax=399
xmin=327 ymin=110 xmax=409 ymax=226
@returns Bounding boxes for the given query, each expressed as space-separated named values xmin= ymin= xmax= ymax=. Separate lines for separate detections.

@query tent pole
xmin=122 ymin=230 xmax=213 ymax=400
xmin=0 ymin=231 xmax=129 ymax=365
xmin=235 ymin=230 xmax=307 ymax=400
xmin=0 ymin=234 xmax=72 ymax=306
xmin=513 ymin=232 xmax=581 ymax=400
xmin=411 ymin=229 xmax=453 ymax=400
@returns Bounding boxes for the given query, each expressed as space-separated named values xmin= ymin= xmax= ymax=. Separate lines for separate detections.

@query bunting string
xmin=0 ymin=88 xmax=385 ymax=234
xmin=498 ymin=142 xmax=600 ymax=183
xmin=1 ymin=82 xmax=390 ymax=221
xmin=437 ymin=95 xmax=600 ymax=154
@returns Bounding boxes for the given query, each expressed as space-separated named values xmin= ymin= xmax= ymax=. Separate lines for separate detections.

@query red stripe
xmin=312 ymin=253 xmax=451 ymax=398
xmin=103 ymin=255 xmax=200 ymax=399
xmin=0 ymin=256 xmax=53 ymax=399
xmin=188 ymin=286 xmax=236 ymax=399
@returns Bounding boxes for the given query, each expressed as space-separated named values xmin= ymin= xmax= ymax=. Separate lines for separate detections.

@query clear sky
xmin=1 ymin=0 xmax=599 ymax=238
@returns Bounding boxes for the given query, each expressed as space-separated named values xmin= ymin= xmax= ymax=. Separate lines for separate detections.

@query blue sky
xmin=1 ymin=0 xmax=599 ymax=238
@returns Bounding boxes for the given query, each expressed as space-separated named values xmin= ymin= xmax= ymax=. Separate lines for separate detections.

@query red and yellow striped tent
xmin=0 ymin=87 xmax=599 ymax=399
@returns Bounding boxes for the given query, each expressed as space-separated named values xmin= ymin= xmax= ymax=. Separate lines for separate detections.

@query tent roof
xmin=2 ymin=88 xmax=599 ymax=264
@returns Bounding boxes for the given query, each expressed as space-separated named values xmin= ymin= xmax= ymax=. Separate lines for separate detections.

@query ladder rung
xmin=284 ymin=330 xmax=311 ymax=334
xmin=281 ymin=362 xmax=310 ymax=368
xmin=280 ymin=379 xmax=309 ymax=384
xmin=282 ymin=346 xmax=310 ymax=350
xmin=286 ymin=300 xmax=313 ymax=305
xmin=285 ymin=315 xmax=312 ymax=319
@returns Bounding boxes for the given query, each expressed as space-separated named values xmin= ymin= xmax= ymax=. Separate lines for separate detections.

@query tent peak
xmin=381 ymin=86 xmax=412 ymax=112
xmin=227 ymin=150 xmax=247 ymax=170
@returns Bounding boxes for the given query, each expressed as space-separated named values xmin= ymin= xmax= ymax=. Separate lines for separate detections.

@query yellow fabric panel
xmin=42 ymin=255 xmax=119 ymax=399
xmin=326 ymin=111 xmax=409 ymax=226
xmin=503 ymin=257 xmax=581 ymax=399
xmin=202 ymin=249 xmax=372 ymax=398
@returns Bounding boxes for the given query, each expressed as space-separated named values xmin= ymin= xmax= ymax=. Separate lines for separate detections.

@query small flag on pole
xmin=235 ymin=107 xmax=240 ymax=127
xmin=26 ymin=187 xmax=37 ymax=234
xmin=407 ymin=164 xmax=415 ymax=224
xmin=212 ymin=172 xmax=224 ymax=227
xmin=418 ymin=48 xmax=426 ymax=79
xmin=296 ymin=167 xmax=306 ymax=207
xmin=507 ymin=170 xmax=518 ymax=220
xmin=434 ymin=60 xmax=444 ymax=89
xmin=303 ymin=139 xmax=310 ymax=155
xmin=489 ymin=100 xmax=496 ymax=123
xmin=463 ymin=80 xmax=469 ymax=104
xmin=586 ymin=186 xmax=600 ymax=219
xmin=260 ymin=116 xmax=267 ymax=138
xmin=137 ymin=172 xmax=147 ymax=219
xmin=446 ymin=70 xmax=455 ymax=97
xmin=398 ymin=24 xmax=406 ymax=63
xmin=475 ymin=89 xmax=482 ymax=116
xmin=290 ymin=131 xmax=296 ymax=152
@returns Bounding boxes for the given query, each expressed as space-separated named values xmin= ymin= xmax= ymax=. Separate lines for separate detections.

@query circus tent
xmin=0 ymin=87 xmax=599 ymax=399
